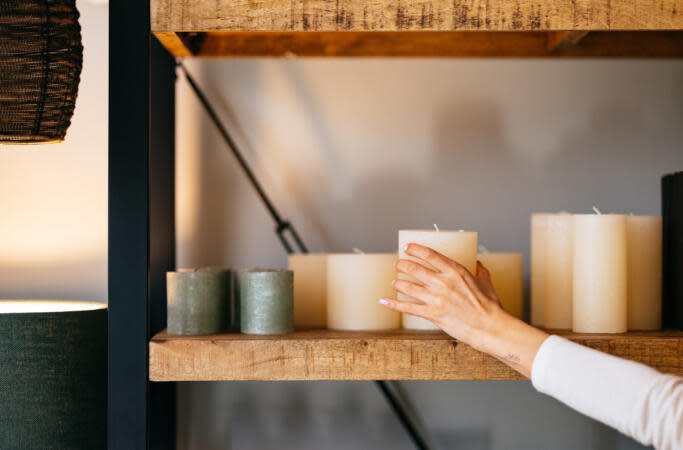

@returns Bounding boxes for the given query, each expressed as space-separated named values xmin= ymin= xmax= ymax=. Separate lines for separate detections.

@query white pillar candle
xmin=573 ymin=214 xmax=627 ymax=333
xmin=627 ymin=215 xmax=662 ymax=330
xmin=398 ymin=230 xmax=478 ymax=330
xmin=545 ymin=213 xmax=573 ymax=329
xmin=288 ymin=254 xmax=327 ymax=329
xmin=478 ymin=253 xmax=523 ymax=320
xmin=530 ymin=214 xmax=552 ymax=327
xmin=327 ymin=253 xmax=400 ymax=330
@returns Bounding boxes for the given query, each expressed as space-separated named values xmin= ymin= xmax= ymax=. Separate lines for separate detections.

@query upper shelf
xmin=149 ymin=329 xmax=683 ymax=381
xmin=151 ymin=0 xmax=683 ymax=57
xmin=152 ymin=0 xmax=682 ymax=32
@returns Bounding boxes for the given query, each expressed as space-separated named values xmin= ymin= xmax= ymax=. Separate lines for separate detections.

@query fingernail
xmin=402 ymin=244 xmax=409 ymax=252
xmin=391 ymin=279 xmax=396 ymax=286
xmin=393 ymin=260 xmax=398 ymax=268
xmin=379 ymin=299 xmax=389 ymax=305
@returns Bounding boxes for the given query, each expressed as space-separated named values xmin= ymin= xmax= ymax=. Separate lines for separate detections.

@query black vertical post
xmin=109 ymin=1 xmax=176 ymax=448
xmin=149 ymin=37 xmax=177 ymax=449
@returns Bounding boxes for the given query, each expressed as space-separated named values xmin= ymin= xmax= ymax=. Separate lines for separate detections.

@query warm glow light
xmin=0 ymin=300 xmax=106 ymax=314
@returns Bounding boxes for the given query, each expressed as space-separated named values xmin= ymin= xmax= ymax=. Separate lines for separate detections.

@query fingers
xmin=395 ymin=259 xmax=439 ymax=285
xmin=379 ymin=298 xmax=431 ymax=320
xmin=403 ymin=244 xmax=456 ymax=273
xmin=391 ymin=279 xmax=441 ymax=305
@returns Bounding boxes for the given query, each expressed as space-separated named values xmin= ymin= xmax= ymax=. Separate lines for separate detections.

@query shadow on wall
xmin=176 ymin=58 xmax=681 ymax=450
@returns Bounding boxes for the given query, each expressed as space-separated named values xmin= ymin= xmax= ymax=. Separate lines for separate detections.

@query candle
xmin=238 ymin=270 xmax=294 ymax=335
xmin=477 ymin=253 xmax=523 ymax=320
xmin=627 ymin=215 xmax=662 ymax=330
xmin=530 ymin=214 xmax=552 ymax=327
xmin=327 ymin=254 xmax=399 ymax=330
xmin=167 ymin=268 xmax=231 ymax=335
xmin=663 ymin=171 xmax=683 ymax=330
xmin=545 ymin=213 xmax=573 ymax=329
xmin=398 ymin=230 xmax=478 ymax=330
xmin=573 ymin=214 xmax=627 ymax=333
xmin=288 ymin=254 xmax=327 ymax=329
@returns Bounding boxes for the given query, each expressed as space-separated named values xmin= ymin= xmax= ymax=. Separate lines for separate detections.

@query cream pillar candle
xmin=288 ymin=254 xmax=327 ymax=329
xmin=573 ymin=214 xmax=627 ymax=333
xmin=327 ymin=254 xmax=400 ymax=330
xmin=627 ymin=215 xmax=662 ymax=330
xmin=530 ymin=214 xmax=552 ymax=327
xmin=398 ymin=230 xmax=477 ymax=330
xmin=477 ymin=253 xmax=523 ymax=320
xmin=545 ymin=214 xmax=573 ymax=329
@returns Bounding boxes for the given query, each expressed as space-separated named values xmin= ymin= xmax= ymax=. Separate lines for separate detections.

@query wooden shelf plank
xmin=155 ymin=30 xmax=683 ymax=58
xmin=149 ymin=329 xmax=683 ymax=381
xmin=151 ymin=0 xmax=683 ymax=33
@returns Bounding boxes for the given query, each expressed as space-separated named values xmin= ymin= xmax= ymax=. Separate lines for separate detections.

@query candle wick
xmin=433 ymin=224 xmax=440 ymax=232
xmin=352 ymin=248 xmax=365 ymax=254
xmin=592 ymin=206 xmax=602 ymax=215
xmin=478 ymin=245 xmax=490 ymax=254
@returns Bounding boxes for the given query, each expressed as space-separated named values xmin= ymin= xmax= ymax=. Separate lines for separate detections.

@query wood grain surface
xmin=149 ymin=329 xmax=683 ymax=381
xmin=151 ymin=0 xmax=683 ymax=32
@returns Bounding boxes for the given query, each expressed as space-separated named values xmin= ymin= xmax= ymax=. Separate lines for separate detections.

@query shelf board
xmin=151 ymin=0 xmax=683 ymax=33
xmin=149 ymin=329 xmax=683 ymax=381
xmin=154 ymin=31 xmax=683 ymax=58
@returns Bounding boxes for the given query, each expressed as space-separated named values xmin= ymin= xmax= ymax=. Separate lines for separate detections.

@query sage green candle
xmin=167 ymin=268 xmax=231 ymax=335
xmin=238 ymin=269 xmax=294 ymax=334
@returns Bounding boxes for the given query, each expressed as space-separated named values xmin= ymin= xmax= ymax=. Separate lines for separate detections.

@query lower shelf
xmin=149 ymin=329 xmax=683 ymax=382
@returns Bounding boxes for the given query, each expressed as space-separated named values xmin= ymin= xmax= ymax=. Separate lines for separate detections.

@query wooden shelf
xmin=155 ymin=31 xmax=683 ymax=58
xmin=151 ymin=0 xmax=683 ymax=57
xmin=149 ymin=329 xmax=683 ymax=381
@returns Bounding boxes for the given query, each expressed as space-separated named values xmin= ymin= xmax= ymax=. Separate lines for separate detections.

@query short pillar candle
xmin=573 ymin=214 xmax=628 ymax=333
xmin=288 ymin=254 xmax=327 ymax=329
xmin=167 ymin=268 xmax=231 ymax=335
xmin=326 ymin=254 xmax=400 ymax=330
xmin=477 ymin=253 xmax=523 ymax=320
xmin=627 ymin=215 xmax=662 ymax=331
xmin=544 ymin=214 xmax=573 ymax=329
xmin=398 ymin=230 xmax=478 ymax=330
xmin=238 ymin=270 xmax=294 ymax=335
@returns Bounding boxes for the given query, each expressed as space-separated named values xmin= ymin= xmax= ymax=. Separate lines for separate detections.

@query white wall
xmin=176 ymin=58 xmax=683 ymax=450
xmin=0 ymin=1 xmax=108 ymax=303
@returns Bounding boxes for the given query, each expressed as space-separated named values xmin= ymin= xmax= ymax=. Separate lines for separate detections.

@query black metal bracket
xmin=177 ymin=62 xmax=431 ymax=450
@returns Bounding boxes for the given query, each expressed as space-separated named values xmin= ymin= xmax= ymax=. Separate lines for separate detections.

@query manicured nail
xmin=379 ymin=299 xmax=389 ymax=305
xmin=402 ymin=244 xmax=409 ymax=252
xmin=391 ymin=279 xmax=396 ymax=286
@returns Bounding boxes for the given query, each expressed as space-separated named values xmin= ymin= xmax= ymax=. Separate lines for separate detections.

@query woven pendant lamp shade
xmin=0 ymin=0 xmax=83 ymax=144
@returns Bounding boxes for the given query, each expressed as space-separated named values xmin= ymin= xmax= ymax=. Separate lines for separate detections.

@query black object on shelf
xmin=178 ymin=62 xmax=431 ymax=450
xmin=663 ymin=171 xmax=683 ymax=330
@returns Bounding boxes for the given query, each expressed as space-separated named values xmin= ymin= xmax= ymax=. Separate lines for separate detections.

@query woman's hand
xmin=379 ymin=243 xmax=548 ymax=378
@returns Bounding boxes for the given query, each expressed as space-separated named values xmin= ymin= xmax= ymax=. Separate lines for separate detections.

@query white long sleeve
xmin=531 ymin=335 xmax=683 ymax=450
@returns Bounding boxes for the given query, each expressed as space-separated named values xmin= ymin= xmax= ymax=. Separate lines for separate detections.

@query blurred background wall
xmin=1 ymin=2 xmax=682 ymax=447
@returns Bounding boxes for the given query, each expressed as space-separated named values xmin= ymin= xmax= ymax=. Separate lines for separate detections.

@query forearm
xmin=470 ymin=307 xmax=549 ymax=378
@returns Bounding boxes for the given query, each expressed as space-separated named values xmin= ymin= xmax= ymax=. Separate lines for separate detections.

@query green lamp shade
xmin=0 ymin=301 xmax=106 ymax=449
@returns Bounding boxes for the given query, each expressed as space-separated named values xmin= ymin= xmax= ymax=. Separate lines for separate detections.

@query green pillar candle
xmin=238 ymin=269 xmax=294 ymax=334
xmin=167 ymin=268 xmax=231 ymax=335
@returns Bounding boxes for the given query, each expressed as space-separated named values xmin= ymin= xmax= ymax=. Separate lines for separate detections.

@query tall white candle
xmin=627 ymin=215 xmax=662 ymax=330
xmin=530 ymin=214 xmax=552 ymax=327
xmin=545 ymin=213 xmax=573 ymax=329
xmin=477 ymin=253 xmax=523 ymax=320
xmin=288 ymin=254 xmax=327 ymax=329
xmin=326 ymin=254 xmax=400 ymax=330
xmin=398 ymin=230 xmax=478 ymax=330
xmin=573 ymin=214 xmax=627 ymax=333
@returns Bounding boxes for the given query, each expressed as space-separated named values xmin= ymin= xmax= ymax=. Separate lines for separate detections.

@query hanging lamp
xmin=0 ymin=0 xmax=83 ymax=143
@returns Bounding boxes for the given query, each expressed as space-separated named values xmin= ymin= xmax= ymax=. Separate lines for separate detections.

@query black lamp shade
xmin=0 ymin=301 xmax=106 ymax=449
xmin=0 ymin=0 xmax=83 ymax=143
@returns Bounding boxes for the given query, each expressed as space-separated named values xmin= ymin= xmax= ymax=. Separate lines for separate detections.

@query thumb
xmin=475 ymin=261 xmax=498 ymax=301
